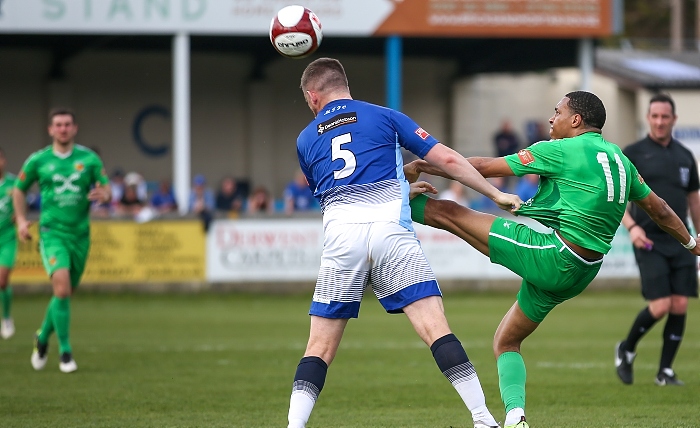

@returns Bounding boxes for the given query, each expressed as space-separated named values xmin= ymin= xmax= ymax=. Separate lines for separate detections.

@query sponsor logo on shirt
xmin=680 ymin=167 xmax=690 ymax=187
xmin=49 ymin=256 xmax=57 ymax=266
xmin=317 ymin=112 xmax=357 ymax=135
xmin=637 ymin=173 xmax=645 ymax=184
xmin=415 ymin=127 xmax=430 ymax=140
xmin=54 ymin=173 xmax=81 ymax=194
xmin=517 ymin=149 xmax=535 ymax=165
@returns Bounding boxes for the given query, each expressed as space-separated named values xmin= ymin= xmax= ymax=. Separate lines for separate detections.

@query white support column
xmin=671 ymin=0 xmax=683 ymax=52
xmin=578 ymin=38 xmax=594 ymax=92
xmin=173 ymin=32 xmax=191 ymax=215
xmin=696 ymin=0 xmax=700 ymax=51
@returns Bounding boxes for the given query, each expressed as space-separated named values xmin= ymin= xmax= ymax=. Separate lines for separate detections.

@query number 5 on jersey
xmin=332 ymin=133 xmax=357 ymax=179
xmin=597 ymin=152 xmax=627 ymax=204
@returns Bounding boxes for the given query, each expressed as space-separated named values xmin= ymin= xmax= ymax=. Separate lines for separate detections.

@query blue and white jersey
xmin=297 ymin=99 xmax=439 ymax=230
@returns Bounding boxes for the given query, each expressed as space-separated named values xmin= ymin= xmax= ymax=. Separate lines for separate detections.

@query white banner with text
xmin=206 ymin=217 xmax=639 ymax=283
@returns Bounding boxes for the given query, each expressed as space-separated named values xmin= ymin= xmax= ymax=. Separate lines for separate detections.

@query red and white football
xmin=269 ymin=5 xmax=322 ymax=59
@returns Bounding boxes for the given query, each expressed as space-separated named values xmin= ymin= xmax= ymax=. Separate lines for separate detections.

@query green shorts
xmin=0 ymin=237 xmax=17 ymax=269
xmin=488 ymin=217 xmax=602 ymax=323
xmin=39 ymin=229 xmax=90 ymax=288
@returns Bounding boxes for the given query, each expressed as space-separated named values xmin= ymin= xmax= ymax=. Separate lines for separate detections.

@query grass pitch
xmin=0 ymin=290 xmax=698 ymax=427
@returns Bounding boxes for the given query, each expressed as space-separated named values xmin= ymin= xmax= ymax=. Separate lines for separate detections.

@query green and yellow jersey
xmin=505 ymin=132 xmax=651 ymax=254
xmin=15 ymin=145 xmax=109 ymax=236
xmin=0 ymin=173 xmax=16 ymax=243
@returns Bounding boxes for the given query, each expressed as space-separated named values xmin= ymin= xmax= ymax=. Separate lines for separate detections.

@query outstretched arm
xmin=420 ymin=144 xmax=522 ymax=212
xmin=633 ymin=190 xmax=700 ymax=255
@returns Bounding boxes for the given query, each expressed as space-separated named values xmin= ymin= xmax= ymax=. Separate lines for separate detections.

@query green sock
xmin=0 ymin=286 xmax=11 ymax=318
xmin=51 ymin=297 xmax=72 ymax=354
xmin=38 ymin=297 xmax=56 ymax=345
xmin=497 ymin=351 xmax=527 ymax=413
xmin=409 ymin=193 xmax=429 ymax=224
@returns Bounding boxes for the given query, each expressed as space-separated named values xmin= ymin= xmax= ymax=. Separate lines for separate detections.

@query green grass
xmin=0 ymin=290 xmax=698 ymax=427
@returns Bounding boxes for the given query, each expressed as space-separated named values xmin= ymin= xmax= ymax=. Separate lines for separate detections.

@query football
xmin=269 ymin=5 xmax=322 ymax=58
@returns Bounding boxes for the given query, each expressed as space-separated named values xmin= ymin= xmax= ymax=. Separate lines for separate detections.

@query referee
xmin=616 ymin=93 xmax=700 ymax=386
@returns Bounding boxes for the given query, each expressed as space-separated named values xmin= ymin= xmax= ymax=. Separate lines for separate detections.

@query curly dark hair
xmin=565 ymin=91 xmax=606 ymax=129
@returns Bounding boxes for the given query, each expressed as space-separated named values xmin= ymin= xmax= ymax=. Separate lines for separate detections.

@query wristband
xmin=683 ymin=236 xmax=696 ymax=250
xmin=409 ymin=193 xmax=429 ymax=225
xmin=627 ymin=224 xmax=641 ymax=233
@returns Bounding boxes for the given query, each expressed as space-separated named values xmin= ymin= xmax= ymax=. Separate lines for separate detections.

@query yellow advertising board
xmin=13 ymin=220 xmax=205 ymax=284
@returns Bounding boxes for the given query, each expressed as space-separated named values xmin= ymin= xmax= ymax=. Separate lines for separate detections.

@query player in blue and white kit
xmin=285 ymin=58 xmax=523 ymax=428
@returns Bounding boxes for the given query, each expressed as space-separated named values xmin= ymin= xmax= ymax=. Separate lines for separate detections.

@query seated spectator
xmin=189 ymin=174 xmax=215 ymax=231
xmin=246 ymin=186 xmax=274 ymax=214
xmin=215 ymin=176 xmax=245 ymax=213
xmin=150 ymin=179 xmax=178 ymax=214
xmin=115 ymin=184 xmax=145 ymax=217
xmin=124 ymin=171 xmax=148 ymax=201
xmin=109 ymin=168 xmax=125 ymax=210
xmin=439 ymin=181 xmax=469 ymax=207
xmin=516 ymin=174 xmax=539 ymax=202
xmin=284 ymin=169 xmax=318 ymax=214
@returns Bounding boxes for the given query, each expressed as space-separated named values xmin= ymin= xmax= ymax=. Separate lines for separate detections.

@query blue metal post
xmin=385 ymin=35 xmax=402 ymax=111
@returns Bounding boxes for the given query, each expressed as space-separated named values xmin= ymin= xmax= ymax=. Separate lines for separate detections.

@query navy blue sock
xmin=431 ymin=333 xmax=476 ymax=381
xmin=292 ymin=356 xmax=328 ymax=403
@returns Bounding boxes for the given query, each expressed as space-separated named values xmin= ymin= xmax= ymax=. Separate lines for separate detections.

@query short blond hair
xmin=300 ymin=57 xmax=349 ymax=93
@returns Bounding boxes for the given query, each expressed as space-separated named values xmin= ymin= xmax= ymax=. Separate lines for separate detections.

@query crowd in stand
xmin=22 ymin=118 xmax=544 ymax=220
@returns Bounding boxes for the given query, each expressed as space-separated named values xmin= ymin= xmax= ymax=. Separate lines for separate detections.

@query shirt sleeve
xmin=389 ymin=110 xmax=439 ymax=158
xmin=93 ymin=155 xmax=110 ymax=186
xmin=687 ymin=152 xmax=700 ymax=192
xmin=627 ymin=161 xmax=652 ymax=201
xmin=15 ymin=154 xmax=38 ymax=192
xmin=504 ymin=140 xmax=564 ymax=178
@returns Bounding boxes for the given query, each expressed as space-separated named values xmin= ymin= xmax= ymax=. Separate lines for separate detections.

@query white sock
xmin=505 ymin=408 xmax=525 ymax=426
xmin=287 ymin=391 xmax=315 ymax=428
xmin=453 ymin=377 xmax=499 ymax=426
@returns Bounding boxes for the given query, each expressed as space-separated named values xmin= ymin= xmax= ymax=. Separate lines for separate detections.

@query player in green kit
xmin=13 ymin=108 xmax=111 ymax=373
xmin=405 ymin=91 xmax=700 ymax=427
xmin=0 ymin=148 xmax=17 ymax=340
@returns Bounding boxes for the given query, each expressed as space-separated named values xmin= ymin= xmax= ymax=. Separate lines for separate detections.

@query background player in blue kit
xmin=285 ymin=57 xmax=523 ymax=428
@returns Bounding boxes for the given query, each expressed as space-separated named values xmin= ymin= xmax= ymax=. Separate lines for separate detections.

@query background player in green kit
xmin=13 ymin=108 xmax=111 ymax=373
xmin=404 ymin=91 xmax=700 ymax=428
xmin=0 ymin=148 xmax=17 ymax=340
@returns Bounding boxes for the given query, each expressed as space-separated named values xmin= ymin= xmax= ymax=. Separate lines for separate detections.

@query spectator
xmin=189 ymin=174 xmax=214 ymax=231
xmin=515 ymin=174 xmax=539 ymax=202
xmin=215 ymin=176 xmax=245 ymax=213
xmin=439 ymin=181 xmax=469 ymax=206
xmin=284 ymin=169 xmax=317 ymax=214
xmin=115 ymin=184 xmax=145 ymax=217
xmin=150 ymin=179 xmax=177 ymax=214
xmin=109 ymin=168 xmax=126 ymax=209
xmin=124 ymin=171 xmax=148 ymax=202
xmin=493 ymin=119 xmax=521 ymax=157
xmin=528 ymin=121 xmax=550 ymax=146
xmin=246 ymin=186 xmax=275 ymax=214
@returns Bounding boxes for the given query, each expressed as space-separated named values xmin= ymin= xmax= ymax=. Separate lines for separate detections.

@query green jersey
xmin=0 ymin=173 xmax=16 ymax=243
xmin=15 ymin=145 xmax=109 ymax=236
xmin=505 ymin=132 xmax=651 ymax=254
